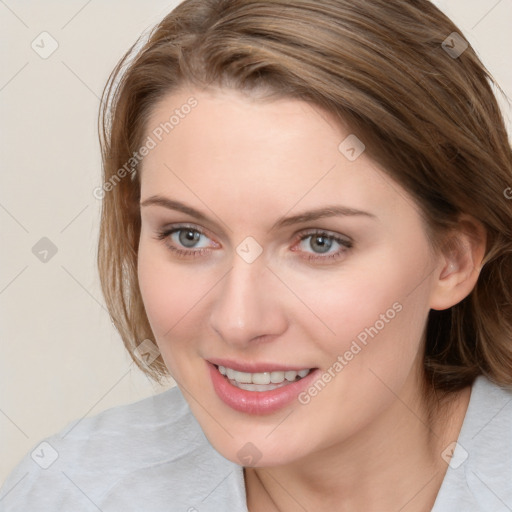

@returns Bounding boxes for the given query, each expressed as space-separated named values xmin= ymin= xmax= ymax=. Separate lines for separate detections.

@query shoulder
xmin=433 ymin=375 xmax=512 ymax=511
xmin=0 ymin=386 xmax=247 ymax=512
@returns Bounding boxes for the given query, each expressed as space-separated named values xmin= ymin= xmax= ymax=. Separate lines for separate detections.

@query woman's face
xmin=137 ymin=87 xmax=444 ymax=466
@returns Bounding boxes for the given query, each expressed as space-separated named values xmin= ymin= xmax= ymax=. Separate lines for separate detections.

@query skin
xmin=137 ymin=87 xmax=486 ymax=511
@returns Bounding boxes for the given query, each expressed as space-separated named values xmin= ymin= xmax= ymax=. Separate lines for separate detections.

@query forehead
xmin=139 ymin=88 xmax=416 ymax=226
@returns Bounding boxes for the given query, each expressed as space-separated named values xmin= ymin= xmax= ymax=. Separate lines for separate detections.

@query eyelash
xmin=153 ymin=224 xmax=353 ymax=263
xmin=292 ymin=229 xmax=353 ymax=263
xmin=154 ymin=224 xmax=213 ymax=259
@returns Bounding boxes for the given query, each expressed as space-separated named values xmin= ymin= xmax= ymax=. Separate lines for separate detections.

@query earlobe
xmin=429 ymin=216 xmax=487 ymax=311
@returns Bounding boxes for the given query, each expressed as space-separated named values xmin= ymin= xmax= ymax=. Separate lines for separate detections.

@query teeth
xmin=231 ymin=381 xmax=290 ymax=391
xmin=284 ymin=371 xmax=297 ymax=381
xmin=218 ymin=365 xmax=311 ymax=385
xmin=235 ymin=371 xmax=252 ymax=384
xmin=252 ymin=372 xmax=271 ymax=384
xmin=270 ymin=371 xmax=285 ymax=383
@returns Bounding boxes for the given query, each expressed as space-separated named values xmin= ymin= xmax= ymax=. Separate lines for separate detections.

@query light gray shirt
xmin=1 ymin=375 xmax=510 ymax=511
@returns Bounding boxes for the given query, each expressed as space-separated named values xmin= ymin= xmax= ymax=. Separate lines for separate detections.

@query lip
xmin=207 ymin=361 xmax=319 ymax=415
xmin=207 ymin=357 xmax=313 ymax=373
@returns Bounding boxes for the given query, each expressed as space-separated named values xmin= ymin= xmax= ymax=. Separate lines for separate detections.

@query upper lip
xmin=207 ymin=358 xmax=315 ymax=373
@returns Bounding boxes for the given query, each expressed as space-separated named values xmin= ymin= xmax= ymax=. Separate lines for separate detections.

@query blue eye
xmin=171 ymin=228 xmax=210 ymax=248
xmin=154 ymin=224 xmax=352 ymax=264
xmin=303 ymin=234 xmax=335 ymax=253
xmin=295 ymin=231 xmax=352 ymax=262
xmin=155 ymin=225 xmax=217 ymax=257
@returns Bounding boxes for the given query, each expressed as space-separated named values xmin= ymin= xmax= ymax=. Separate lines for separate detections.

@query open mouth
xmin=214 ymin=364 xmax=315 ymax=392
xmin=208 ymin=361 xmax=321 ymax=414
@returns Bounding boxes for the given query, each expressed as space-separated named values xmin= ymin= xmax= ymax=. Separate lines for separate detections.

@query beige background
xmin=1 ymin=0 xmax=511 ymax=486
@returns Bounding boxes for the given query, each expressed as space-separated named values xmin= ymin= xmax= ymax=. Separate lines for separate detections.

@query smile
xmin=208 ymin=362 xmax=320 ymax=414
xmin=218 ymin=365 xmax=311 ymax=389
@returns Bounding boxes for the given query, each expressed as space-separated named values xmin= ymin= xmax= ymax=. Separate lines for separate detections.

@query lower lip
xmin=207 ymin=362 xmax=319 ymax=415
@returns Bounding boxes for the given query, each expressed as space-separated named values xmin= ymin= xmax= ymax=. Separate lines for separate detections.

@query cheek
xmin=288 ymin=263 xmax=431 ymax=445
xmin=137 ymin=251 xmax=200 ymax=378
xmin=137 ymin=239 xmax=223 ymax=354
xmin=137 ymin=242 xmax=199 ymax=341
xmin=287 ymin=248 xmax=431 ymax=372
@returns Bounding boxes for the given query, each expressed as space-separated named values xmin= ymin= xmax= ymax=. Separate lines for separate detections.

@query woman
xmin=2 ymin=0 xmax=511 ymax=510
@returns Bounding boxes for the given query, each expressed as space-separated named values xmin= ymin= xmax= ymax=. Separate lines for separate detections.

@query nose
xmin=208 ymin=258 xmax=288 ymax=348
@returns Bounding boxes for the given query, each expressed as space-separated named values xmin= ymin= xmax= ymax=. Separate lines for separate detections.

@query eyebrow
xmin=139 ymin=195 xmax=377 ymax=229
xmin=271 ymin=205 xmax=376 ymax=230
xmin=140 ymin=196 xmax=209 ymax=221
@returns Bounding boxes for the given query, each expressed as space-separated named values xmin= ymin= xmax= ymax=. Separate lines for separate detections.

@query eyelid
xmin=154 ymin=223 xmax=221 ymax=255
xmin=159 ymin=225 xmax=351 ymax=246
xmin=293 ymin=228 xmax=353 ymax=246
xmin=160 ymin=223 xmax=219 ymax=243
xmin=143 ymin=207 xmax=230 ymax=242
xmin=155 ymin=223 xmax=352 ymax=263
xmin=290 ymin=228 xmax=353 ymax=263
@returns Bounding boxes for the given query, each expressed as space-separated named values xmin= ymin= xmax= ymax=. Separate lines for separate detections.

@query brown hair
xmin=98 ymin=0 xmax=512 ymax=393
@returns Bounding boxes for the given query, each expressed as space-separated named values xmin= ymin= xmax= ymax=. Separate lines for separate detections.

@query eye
xmin=172 ymin=228 xmax=209 ymax=248
xmin=154 ymin=224 xmax=219 ymax=257
xmin=302 ymin=233 xmax=335 ymax=254
xmin=293 ymin=230 xmax=352 ymax=263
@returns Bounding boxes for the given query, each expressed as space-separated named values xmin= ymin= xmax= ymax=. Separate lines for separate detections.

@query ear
xmin=429 ymin=215 xmax=487 ymax=311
